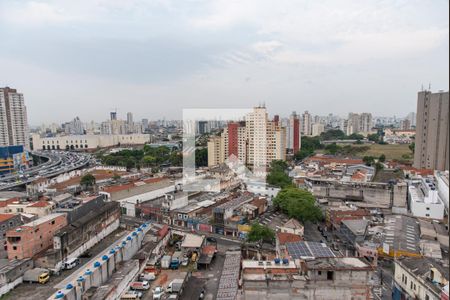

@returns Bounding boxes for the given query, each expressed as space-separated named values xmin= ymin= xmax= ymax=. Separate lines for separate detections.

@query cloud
xmin=0 ymin=1 xmax=79 ymax=25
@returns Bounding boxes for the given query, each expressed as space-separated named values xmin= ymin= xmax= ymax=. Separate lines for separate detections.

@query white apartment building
xmin=409 ymin=178 xmax=445 ymax=220
xmin=0 ymin=87 xmax=30 ymax=149
xmin=301 ymin=110 xmax=312 ymax=136
xmin=31 ymin=133 xmax=152 ymax=150
xmin=311 ymin=123 xmax=325 ymax=137
xmin=246 ymin=106 xmax=269 ymax=168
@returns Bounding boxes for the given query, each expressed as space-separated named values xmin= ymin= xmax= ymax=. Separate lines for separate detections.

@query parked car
xmin=63 ymin=258 xmax=80 ymax=270
xmin=206 ymin=237 xmax=217 ymax=244
xmin=130 ymin=281 xmax=150 ymax=291
xmin=152 ymin=286 xmax=165 ymax=300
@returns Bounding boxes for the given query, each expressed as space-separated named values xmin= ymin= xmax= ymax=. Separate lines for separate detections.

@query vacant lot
xmin=354 ymin=144 xmax=412 ymax=161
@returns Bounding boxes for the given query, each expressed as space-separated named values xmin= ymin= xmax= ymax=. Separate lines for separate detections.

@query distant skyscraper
xmin=288 ymin=112 xmax=301 ymax=153
xmin=127 ymin=112 xmax=133 ymax=125
xmin=0 ymin=87 xmax=30 ymax=149
xmin=414 ymin=90 xmax=449 ymax=171
xmin=301 ymin=111 xmax=312 ymax=136
xmin=110 ymin=111 xmax=117 ymax=121
xmin=142 ymin=119 xmax=149 ymax=130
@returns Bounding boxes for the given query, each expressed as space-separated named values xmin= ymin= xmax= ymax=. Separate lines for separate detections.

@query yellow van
xmin=39 ymin=272 xmax=50 ymax=284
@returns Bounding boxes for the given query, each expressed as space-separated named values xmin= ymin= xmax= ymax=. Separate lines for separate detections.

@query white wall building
xmin=409 ymin=178 xmax=445 ymax=220
xmin=31 ymin=133 xmax=152 ymax=150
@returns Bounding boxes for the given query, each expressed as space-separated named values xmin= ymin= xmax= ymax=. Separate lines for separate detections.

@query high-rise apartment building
xmin=207 ymin=135 xmax=224 ymax=167
xmin=346 ymin=112 xmax=373 ymax=135
xmin=301 ymin=111 xmax=312 ymax=136
xmin=207 ymin=106 xmax=286 ymax=169
xmin=0 ymin=87 xmax=30 ymax=149
xmin=311 ymin=123 xmax=325 ymax=137
xmin=287 ymin=112 xmax=301 ymax=153
xmin=414 ymin=90 xmax=449 ymax=171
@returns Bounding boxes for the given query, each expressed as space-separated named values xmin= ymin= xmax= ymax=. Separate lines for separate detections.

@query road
xmin=0 ymin=150 xmax=92 ymax=191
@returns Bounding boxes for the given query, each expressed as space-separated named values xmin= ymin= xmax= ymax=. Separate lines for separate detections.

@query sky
xmin=0 ymin=0 xmax=448 ymax=125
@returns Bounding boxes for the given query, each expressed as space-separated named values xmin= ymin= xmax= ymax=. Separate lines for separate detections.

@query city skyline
xmin=0 ymin=0 xmax=448 ymax=124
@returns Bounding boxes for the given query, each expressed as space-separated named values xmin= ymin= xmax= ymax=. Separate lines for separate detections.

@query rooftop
xmin=286 ymin=241 xmax=335 ymax=259
xmin=181 ymin=233 xmax=204 ymax=248
xmin=397 ymin=257 xmax=449 ymax=294
xmin=383 ymin=215 xmax=420 ymax=254
xmin=0 ymin=213 xmax=16 ymax=223
xmin=341 ymin=219 xmax=369 ymax=236
xmin=306 ymin=257 xmax=373 ymax=271
xmin=277 ymin=232 xmax=302 ymax=245
xmin=19 ymin=213 xmax=66 ymax=229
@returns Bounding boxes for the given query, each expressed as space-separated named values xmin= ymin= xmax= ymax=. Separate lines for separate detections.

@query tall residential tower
xmin=0 ymin=87 xmax=30 ymax=149
xmin=414 ymin=90 xmax=449 ymax=171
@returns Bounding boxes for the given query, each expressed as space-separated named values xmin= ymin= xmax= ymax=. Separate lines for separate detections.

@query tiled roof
xmin=277 ymin=232 xmax=302 ymax=245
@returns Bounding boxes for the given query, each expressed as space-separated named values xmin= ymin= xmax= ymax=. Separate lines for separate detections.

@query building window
xmin=426 ymin=207 xmax=430 ymax=210
xmin=13 ymin=246 xmax=17 ymax=250
xmin=327 ymin=271 xmax=333 ymax=280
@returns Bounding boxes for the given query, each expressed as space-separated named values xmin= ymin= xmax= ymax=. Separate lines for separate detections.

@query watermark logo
xmin=182 ymin=108 xmax=268 ymax=192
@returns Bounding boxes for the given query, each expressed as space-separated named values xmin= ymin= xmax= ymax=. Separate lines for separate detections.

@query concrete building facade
xmin=0 ymin=88 xmax=30 ymax=149
xmin=31 ymin=133 xmax=152 ymax=151
xmin=414 ymin=90 xmax=449 ymax=171
xmin=6 ymin=213 xmax=67 ymax=260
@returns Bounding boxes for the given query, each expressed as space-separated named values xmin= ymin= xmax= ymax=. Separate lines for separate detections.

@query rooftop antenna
xmin=428 ymin=83 xmax=431 ymax=91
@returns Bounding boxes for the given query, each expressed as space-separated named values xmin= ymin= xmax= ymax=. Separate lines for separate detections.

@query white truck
xmin=23 ymin=268 xmax=50 ymax=284
xmin=166 ymin=272 xmax=190 ymax=295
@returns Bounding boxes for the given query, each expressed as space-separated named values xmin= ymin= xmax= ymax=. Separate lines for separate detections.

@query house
xmin=279 ymin=218 xmax=304 ymax=237
xmin=0 ymin=214 xmax=23 ymax=259
xmin=393 ymin=257 xmax=449 ymax=300
xmin=6 ymin=213 xmax=67 ymax=260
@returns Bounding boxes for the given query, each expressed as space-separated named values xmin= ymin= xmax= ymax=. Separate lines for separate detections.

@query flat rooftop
xmin=306 ymin=257 xmax=373 ymax=271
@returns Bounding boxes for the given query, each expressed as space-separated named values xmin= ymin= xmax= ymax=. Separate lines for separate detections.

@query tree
xmin=294 ymin=149 xmax=313 ymax=161
xmin=143 ymin=155 xmax=157 ymax=167
xmin=367 ymin=133 xmax=380 ymax=143
xmin=362 ymin=156 xmax=375 ymax=166
xmin=325 ymin=143 xmax=340 ymax=155
xmin=375 ymin=162 xmax=384 ymax=171
xmin=247 ymin=223 xmax=275 ymax=243
xmin=347 ymin=133 xmax=365 ymax=141
xmin=80 ymin=174 xmax=96 ymax=188
xmin=320 ymin=129 xmax=346 ymax=141
xmin=112 ymin=174 xmax=121 ymax=180
xmin=266 ymin=160 xmax=292 ymax=188
xmin=195 ymin=148 xmax=208 ymax=167
xmin=273 ymin=187 xmax=323 ymax=223
xmin=409 ymin=143 xmax=415 ymax=154
xmin=379 ymin=154 xmax=386 ymax=163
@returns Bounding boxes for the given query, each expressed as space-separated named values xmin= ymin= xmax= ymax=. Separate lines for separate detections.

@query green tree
xmin=112 ymin=174 xmax=121 ymax=180
xmin=80 ymin=174 xmax=96 ymax=188
xmin=142 ymin=155 xmax=157 ymax=167
xmin=247 ymin=223 xmax=275 ymax=243
xmin=325 ymin=143 xmax=340 ymax=155
xmin=195 ymin=148 xmax=208 ymax=167
xmin=273 ymin=187 xmax=322 ymax=223
xmin=294 ymin=149 xmax=313 ymax=161
xmin=375 ymin=162 xmax=384 ymax=170
xmin=266 ymin=160 xmax=292 ymax=188
xmin=362 ymin=156 xmax=375 ymax=166
xmin=347 ymin=133 xmax=365 ymax=141
xmin=367 ymin=133 xmax=380 ymax=143
xmin=379 ymin=154 xmax=386 ymax=163
xmin=320 ymin=129 xmax=346 ymax=141
xmin=409 ymin=143 xmax=415 ymax=154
